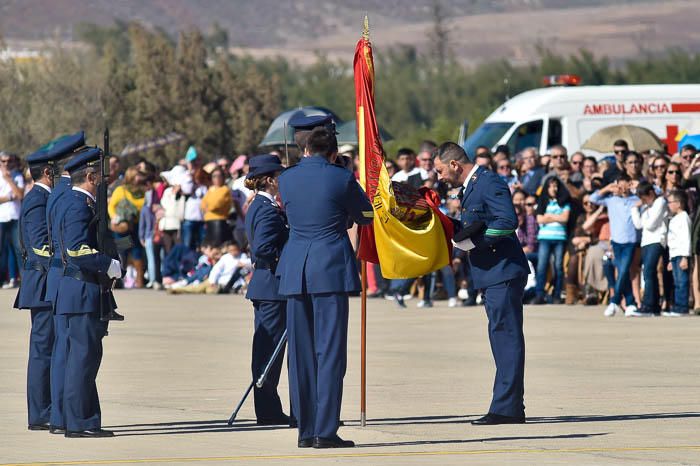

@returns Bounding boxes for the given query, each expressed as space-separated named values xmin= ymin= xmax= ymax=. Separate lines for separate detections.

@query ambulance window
xmin=548 ymin=119 xmax=562 ymax=147
xmin=507 ymin=120 xmax=543 ymax=154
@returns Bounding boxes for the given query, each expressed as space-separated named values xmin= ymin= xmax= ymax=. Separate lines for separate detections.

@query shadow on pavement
xmin=345 ymin=412 xmax=700 ymax=427
xmin=358 ymin=432 xmax=609 ymax=448
xmin=526 ymin=412 xmax=700 ymax=424
xmin=106 ymin=412 xmax=700 ymax=437
xmin=106 ymin=419 xmax=294 ymax=437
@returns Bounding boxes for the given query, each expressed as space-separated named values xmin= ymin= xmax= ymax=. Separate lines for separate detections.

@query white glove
xmin=452 ymin=238 xmax=475 ymax=252
xmin=107 ymin=259 xmax=122 ymax=279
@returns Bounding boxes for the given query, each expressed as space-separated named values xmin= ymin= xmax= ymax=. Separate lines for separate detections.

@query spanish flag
xmin=354 ymin=21 xmax=453 ymax=279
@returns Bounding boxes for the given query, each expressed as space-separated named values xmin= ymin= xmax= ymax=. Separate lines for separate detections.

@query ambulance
xmin=462 ymin=75 xmax=700 ymax=158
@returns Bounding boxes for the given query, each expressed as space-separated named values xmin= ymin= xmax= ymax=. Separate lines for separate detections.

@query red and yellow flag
xmin=354 ymin=23 xmax=453 ymax=279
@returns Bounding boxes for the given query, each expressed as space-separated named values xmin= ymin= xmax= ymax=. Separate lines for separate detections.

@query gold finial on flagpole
xmin=362 ymin=14 xmax=370 ymax=40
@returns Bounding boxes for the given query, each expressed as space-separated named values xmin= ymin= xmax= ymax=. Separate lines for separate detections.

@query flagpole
xmin=360 ymin=259 xmax=367 ymax=427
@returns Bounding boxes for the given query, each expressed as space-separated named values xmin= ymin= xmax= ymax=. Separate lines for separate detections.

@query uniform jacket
xmin=53 ymin=189 xmax=116 ymax=315
xmin=245 ymin=194 xmax=289 ymax=301
xmin=45 ymin=176 xmax=71 ymax=306
xmin=14 ymin=185 xmax=51 ymax=310
xmin=277 ymin=155 xmax=373 ymax=295
xmin=461 ymin=166 xmax=529 ymax=289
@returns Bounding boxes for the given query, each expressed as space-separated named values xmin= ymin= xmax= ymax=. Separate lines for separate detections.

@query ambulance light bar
xmin=543 ymin=74 xmax=582 ymax=87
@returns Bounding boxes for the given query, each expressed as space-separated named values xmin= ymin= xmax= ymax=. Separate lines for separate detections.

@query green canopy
xmin=259 ymin=106 xmax=340 ymax=147
xmin=336 ymin=119 xmax=393 ymax=145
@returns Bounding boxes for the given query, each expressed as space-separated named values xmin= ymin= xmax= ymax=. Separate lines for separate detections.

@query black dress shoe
xmin=313 ymin=435 xmax=355 ymax=448
xmin=65 ymin=429 xmax=115 ymax=438
xmin=256 ymin=414 xmax=290 ymax=426
xmin=298 ymin=438 xmax=313 ymax=448
xmin=289 ymin=418 xmax=298 ymax=428
xmin=471 ymin=413 xmax=525 ymax=425
xmin=49 ymin=426 xmax=66 ymax=435
xmin=28 ymin=423 xmax=50 ymax=431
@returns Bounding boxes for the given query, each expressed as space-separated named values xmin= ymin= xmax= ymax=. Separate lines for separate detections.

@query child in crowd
xmin=665 ymin=191 xmax=692 ymax=316
xmin=167 ymin=241 xmax=220 ymax=291
xmin=168 ymin=241 xmax=251 ymax=295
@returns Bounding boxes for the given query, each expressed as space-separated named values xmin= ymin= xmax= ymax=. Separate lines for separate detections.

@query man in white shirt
xmin=631 ymin=182 xmax=668 ymax=316
xmin=0 ymin=152 xmax=25 ymax=288
xmin=390 ymin=148 xmax=422 ymax=188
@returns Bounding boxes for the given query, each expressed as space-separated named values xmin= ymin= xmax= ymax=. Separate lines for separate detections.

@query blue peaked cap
xmin=246 ymin=154 xmax=284 ymax=179
xmin=27 ymin=131 xmax=85 ymax=165
xmin=64 ymin=147 xmax=103 ymax=173
xmin=288 ymin=114 xmax=338 ymax=134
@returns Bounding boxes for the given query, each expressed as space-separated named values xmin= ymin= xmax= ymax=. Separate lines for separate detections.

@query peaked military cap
xmin=246 ymin=154 xmax=284 ymax=179
xmin=27 ymin=131 xmax=86 ymax=166
xmin=64 ymin=147 xmax=103 ymax=173
xmin=288 ymin=114 xmax=338 ymax=134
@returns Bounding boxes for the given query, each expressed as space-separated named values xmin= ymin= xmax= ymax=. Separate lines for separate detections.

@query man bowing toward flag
xmin=433 ymin=142 xmax=529 ymax=425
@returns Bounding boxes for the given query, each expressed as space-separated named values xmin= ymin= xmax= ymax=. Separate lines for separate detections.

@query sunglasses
xmin=571 ymin=160 xmax=582 ymax=165
xmin=498 ymin=165 xmax=511 ymax=170
xmin=525 ymin=202 xmax=536 ymax=207
xmin=667 ymin=170 xmax=679 ymax=175
xmin=614 ymin=150 xmax=627 ymax=154
xmin=0 ymin=159 xmax=9 ymax=164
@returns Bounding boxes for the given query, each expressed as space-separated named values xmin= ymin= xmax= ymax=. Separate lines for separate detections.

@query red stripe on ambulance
xmin=671 ymin=103 xmax=700 ymax=113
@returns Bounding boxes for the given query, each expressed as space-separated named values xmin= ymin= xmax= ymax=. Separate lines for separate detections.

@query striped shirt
xmin=537 ymin=200 xmax=570 ymax=241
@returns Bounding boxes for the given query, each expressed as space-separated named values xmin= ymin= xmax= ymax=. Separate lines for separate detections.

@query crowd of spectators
xmin=372 ymin=138 xmax=699 ymax=317
xmin=0 ymin=135 xmax=698 ymax=317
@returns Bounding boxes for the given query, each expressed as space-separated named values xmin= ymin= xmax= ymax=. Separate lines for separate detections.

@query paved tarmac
xmin=1 ymin=289 xmax=699 ymax=466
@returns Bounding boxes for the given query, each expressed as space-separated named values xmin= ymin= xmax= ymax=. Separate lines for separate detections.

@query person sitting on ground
xmin=169 ymin=241 xmax=252 ymax=295
xmin=166 ymin=241 xmax=220 ymax=290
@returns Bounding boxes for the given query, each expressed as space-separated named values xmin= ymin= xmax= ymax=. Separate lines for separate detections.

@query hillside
xmin=1 ymin=0 xmax=699 ymax=65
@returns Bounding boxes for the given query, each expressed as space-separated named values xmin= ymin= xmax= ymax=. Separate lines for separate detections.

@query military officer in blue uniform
xmin=277 ymin=118 xmax=374 ymax=449
xmin=243 ymin=154 xmax=292 ymax=426
xmin=38 ymin=132 xmax=86 ymax=434
xmin=13 ymin=145 xmax=72 ymax=431
xmin=52 ymin=148 xmax=122 ymax=438
xmin=433 ymin=142 xmax=529 ymax=425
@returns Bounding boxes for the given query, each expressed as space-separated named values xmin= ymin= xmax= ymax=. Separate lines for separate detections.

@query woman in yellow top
xmin=108 ymin=166 xmax=148 ymax=288
xmin=201 ymin=166 xmax=233 ymax=245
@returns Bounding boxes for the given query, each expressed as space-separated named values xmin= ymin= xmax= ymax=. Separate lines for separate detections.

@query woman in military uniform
xmin=243 ymin=154 xmax=292 ymax=426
